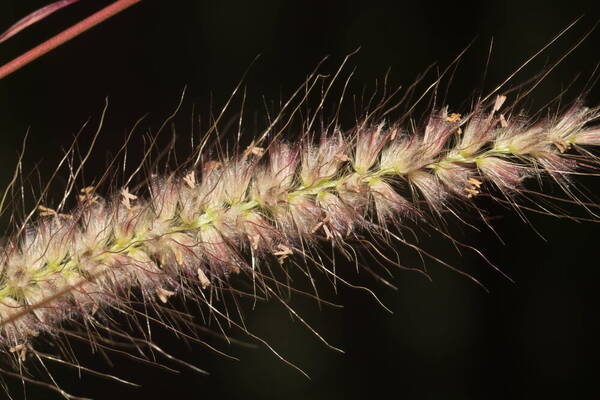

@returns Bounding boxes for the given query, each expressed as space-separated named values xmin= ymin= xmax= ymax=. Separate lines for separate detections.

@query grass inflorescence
xmin=0 ymin=3 xmax=599 ymax=398
xmin=0 ymin=76 xmax=599 ymax=396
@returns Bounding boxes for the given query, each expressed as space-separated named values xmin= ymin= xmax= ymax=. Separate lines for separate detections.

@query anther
xmin=446 ymin=113 xmax=461 ymax=123
xmin=197 ymin=268 xmax=211 ymax=289
xmin=121 ymin=187 xmax=137 ymax=210
xmin=156 ymin=287 xmax=175 ymax=303
xmin=183 ymin=171 xmax=196 ymax=188
xmin=273 ymin=244 xmax=293 ymax=264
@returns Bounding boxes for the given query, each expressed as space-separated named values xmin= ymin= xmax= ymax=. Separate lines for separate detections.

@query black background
xmin=0 ymin=1 xmax=599 ymax=399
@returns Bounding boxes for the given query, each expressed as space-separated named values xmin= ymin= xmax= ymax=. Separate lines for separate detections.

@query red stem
xmin=0 ymin=0 xmax=142 ymax=80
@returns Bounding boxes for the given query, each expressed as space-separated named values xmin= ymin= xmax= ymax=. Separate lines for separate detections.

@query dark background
xmin=0 ymin=1 xmax=599 ymax=399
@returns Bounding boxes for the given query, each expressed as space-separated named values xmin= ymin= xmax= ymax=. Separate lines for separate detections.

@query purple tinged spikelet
xmin=0 ymin=93 xmax=599 ymax=385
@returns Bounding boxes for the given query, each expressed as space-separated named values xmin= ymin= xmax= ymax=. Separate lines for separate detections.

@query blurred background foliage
xmin=0 ymin=1 xmax=598 ymax=399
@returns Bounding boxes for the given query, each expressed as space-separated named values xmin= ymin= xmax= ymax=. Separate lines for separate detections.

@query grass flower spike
xmin=1 ymin=94 xmax=599 ymax=350
xmin=0 ymin=2 xmax=599 ymax=398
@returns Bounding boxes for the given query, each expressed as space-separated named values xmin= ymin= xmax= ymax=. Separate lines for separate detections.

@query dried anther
xmin=38 ymin=205 xmax=72 ymax=219
xmin=243 ymin=141 xmax=265 ymax=159
xmin=273 ymin=244 xmax=293 ymax=264
xmin=445 ymin=113 xmax=463 ymax=134
xmin=183 ymin=171 xmax=196 ymax=188
xmin=9 ymin=343 xmax=27 ymax=362
xmin=37 ymin=205 xmax=56 ymax=217
xmin=120 ymin=187 xmax=138 ymax=210
xmin=446 ymin=113 xmax=462 ymax=122
xmin=156 ymin=287 xmax=175 ymax=303
xmin=464 ymin=177 xmax=483 ymax=198
xmin=493 ymin=95 xmax=507 ymax=112
xmin=334 ymin=153 xmax=350 ymax=162
xmin=311 ymin=216 xmax=334 ymax=239
xmin=197 ymin=268 xmax=211 ymax=289
xmin=553 ymin=140 xmax=572 ymax=153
